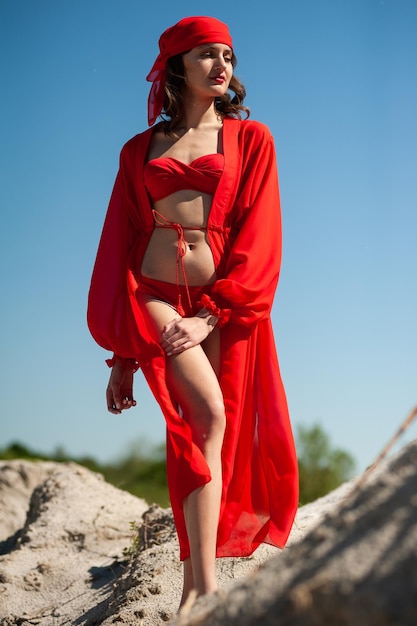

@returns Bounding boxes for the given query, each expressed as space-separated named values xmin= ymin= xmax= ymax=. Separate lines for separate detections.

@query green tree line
xmin=0 ymin=424 xmax=355 ymax=506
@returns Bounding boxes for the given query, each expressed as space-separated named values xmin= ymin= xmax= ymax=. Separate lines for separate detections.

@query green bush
xmin=0 ymin=440 xmax=169 ymax=506
xmin=1 ymin=422 xmax=356 ymax=509
xmin=296 ymin=423 xmax=356 ymax=505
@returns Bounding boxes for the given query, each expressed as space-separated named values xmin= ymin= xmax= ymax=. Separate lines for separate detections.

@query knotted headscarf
xmin=146 ymin=16 xmax=233 ymax=126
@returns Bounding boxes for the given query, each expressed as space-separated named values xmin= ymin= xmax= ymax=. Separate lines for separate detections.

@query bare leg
xmin=141 ymin=300 xmax=225 ymax=604
xmin=167 ymin=333 xmax=224 ymax=604
xmin=180 ymin=403 xmax=223 ymax=602
xmin=181 ymin=558 xmax=195 ymax=607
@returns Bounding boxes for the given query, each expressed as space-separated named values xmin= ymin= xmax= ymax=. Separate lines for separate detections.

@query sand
xmin=1 ymin=439 xmax=416 ymax=625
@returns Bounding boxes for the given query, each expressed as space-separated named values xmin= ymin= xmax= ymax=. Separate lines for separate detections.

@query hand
xmin=106 ymin=358 xmax=137 ymax=414
xmin=160 ymin=315 xmax=214 ymax=356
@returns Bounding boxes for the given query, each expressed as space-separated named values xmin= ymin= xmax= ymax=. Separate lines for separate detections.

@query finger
xmin=162 ymin=317 xmax=185 ymax=338
xmin=121 ymin=396 xmax=137 ymax=409
xmin=162 ymin=335 xmax=188 ymax=351
xmin=106 ymin=389 xmax=122 ymax=414
xmin=109 ymin=387 xmax=123 ymax=412
xmin=163 ymin=317 xmax=182 ymax=333
xmin=161 ymin=332 xmax=185 ymax=351
xmin=120 ymin=380 xmax=135 ymax=406
xmin=161 ymin=328 xmax=179 ymax=344
xmin=166 ymin=340 xmax=195 ymax=356
xmin=161 ymin=336 xmax=181 ymax=351
xmin=163 ymin=321 xmax=189 ymax=340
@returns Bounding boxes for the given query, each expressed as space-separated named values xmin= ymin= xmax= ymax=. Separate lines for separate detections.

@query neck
xmin=180 ymin=99 xmax=222 ymax=131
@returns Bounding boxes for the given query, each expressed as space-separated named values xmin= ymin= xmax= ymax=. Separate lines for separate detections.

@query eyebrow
xmin=197 ymin=44 xmax=233 ymax=54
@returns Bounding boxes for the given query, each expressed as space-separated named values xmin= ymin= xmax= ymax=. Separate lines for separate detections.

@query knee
xmin=194 ymin=395 xmax=226 ymax=445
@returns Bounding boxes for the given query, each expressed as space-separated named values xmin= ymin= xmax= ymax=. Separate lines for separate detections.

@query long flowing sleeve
xmin=87 ymin=145 xmax=151 ymax=364
xmin=211 ymin=123 xmax=282 ymax=326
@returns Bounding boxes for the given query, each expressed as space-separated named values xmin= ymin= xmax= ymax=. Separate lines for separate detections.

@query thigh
xmin=140 ymin=295 xmax=182 ymax=341
xmin=201 ymin=327 xmax=221 ymax=378
xmin=141 ymin=298 xmax=223 ymax=417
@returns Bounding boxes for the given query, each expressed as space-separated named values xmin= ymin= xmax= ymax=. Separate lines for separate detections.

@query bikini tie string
xmin=152 ymin=209 xmax=196 ymax=315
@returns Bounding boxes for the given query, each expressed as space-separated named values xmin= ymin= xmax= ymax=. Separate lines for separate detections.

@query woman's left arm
xmin=209 ymin=125 xmax=282 ymax=326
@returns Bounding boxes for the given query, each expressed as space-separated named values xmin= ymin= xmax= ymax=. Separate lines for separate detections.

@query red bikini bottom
xmin=137 ymin=274 xmax=212 ymax=317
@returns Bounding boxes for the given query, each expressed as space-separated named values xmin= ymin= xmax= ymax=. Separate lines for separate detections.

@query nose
xmin=215 ymin=55 xmax=227 ymax=70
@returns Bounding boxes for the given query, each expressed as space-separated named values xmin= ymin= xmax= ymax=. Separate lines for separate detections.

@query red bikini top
xmin=144 ymin=153 xmax=224 ymax=202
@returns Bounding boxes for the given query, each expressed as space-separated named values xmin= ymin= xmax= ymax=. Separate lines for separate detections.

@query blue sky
xmin=1 ymin=0 xmax=416 ymax=473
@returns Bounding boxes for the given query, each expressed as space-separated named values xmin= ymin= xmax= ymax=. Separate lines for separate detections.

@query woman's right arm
xmin=106 ymin=356 xmax=137 ymax=414
xmin=87 ymin=143 xmax=146 ymax=363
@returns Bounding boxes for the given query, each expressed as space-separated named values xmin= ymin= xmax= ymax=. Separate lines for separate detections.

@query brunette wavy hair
xmin=161 ymin=52 xmax=250 ymax=134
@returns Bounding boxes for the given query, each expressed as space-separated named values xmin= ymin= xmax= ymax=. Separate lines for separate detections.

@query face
xmin=182 ymin=43 xmax=233 ymax=100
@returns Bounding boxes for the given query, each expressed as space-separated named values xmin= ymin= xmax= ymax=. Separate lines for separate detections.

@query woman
xmin=88 ymin=15 xmax=298 ymax=605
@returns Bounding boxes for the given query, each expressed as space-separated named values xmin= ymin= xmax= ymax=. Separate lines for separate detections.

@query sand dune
xmin=1 ymin=440 xmax=416 ymax=625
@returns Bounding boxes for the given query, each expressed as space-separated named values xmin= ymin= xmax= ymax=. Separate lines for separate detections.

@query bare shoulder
xmin=149 ymin=126 xmax=173 ymax=150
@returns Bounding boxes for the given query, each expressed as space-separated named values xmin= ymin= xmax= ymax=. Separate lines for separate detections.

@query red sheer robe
xmin=87 ymin=117 xmax=298 ymax=560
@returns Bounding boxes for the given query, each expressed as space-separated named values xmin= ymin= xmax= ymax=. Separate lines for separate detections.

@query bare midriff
xmin=141 ymin=189 xmax=217 ymax=286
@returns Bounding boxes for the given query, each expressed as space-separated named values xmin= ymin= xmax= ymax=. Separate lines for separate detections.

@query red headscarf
xmin=146 ymin=16 xmax=234 ymax=126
